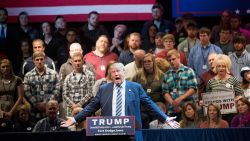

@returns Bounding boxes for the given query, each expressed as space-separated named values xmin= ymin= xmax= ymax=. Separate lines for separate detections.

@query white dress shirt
xmin=112 ymin=81 xmax=126 ymax=116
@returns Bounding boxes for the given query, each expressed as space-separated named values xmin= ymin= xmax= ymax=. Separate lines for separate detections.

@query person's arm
xmin=173 ymin=88 xmax=195 ymax=106
xmin=6 ymin=83 xmax=24 ymax=118
xmin=63 ymin=76 xmax=75 ymax=108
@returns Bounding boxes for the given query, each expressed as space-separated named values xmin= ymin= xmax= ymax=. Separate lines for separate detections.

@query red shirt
xmin=84 ymin=51 xmax=118 ymax=80
xmin=155 ymin=50 xmax=187 ymax=66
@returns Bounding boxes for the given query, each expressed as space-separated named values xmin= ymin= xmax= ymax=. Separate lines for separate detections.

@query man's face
xmin=234 ymin=42 xmax=245 ymax=52
xmin=72 ymin=56 xmax=83 ymax=71
xmin=152 ymin=8 xmax=162 ymax=20
xmin=128 ymin=35 xmax=141 ymax=50
xmin=0 ymin=10 xmax=7 ymax=24
xmin=163 ymin=39 xmax=174 ymax=51
xmin=219 ymin=30 xmax=231 ymax=43
xmin=33 ymin=41 xmax=45 ymax=53
xmin=110 ymin=67 xmax=125 ymax=85
xmin=42 ymin=22 xmax=51 ymax=34
xmin=96 ymin=36 xmax=109 ymax=53
xmin=88 ymin=14 xmax=99 ymax=28
xmin=66 ymin=31 xmax=77 ymax=43
xmin=208 ymin=54 xmax=217 ymax=68
xmin=155 ymin=36 xmax=163 ymax=48
xmin=230 ymin=18 xmax=240 ymax=30
xmin=199 ymin=33 xmax=210 ymax=46
xmin=186 ymin=27 xmax=198 ymax=38
xmin=168 ymin=55 xmax=181 ymax=69
xmin=46 ymin=103 xmax=59 ymax=120
xmin=19 ymin=14 xmax=28 ymax=26
xmin=34 ymin=56 xmax=45 ymax=70
xmin=55 ymin=17 xmax=66 ymax=30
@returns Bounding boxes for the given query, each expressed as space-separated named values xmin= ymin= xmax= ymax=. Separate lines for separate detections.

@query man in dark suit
xmin=61 ymin=62 xmax=179 ymax=140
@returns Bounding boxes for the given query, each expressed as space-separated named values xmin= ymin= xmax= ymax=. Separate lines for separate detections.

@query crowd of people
xmin=1 ymin=3 xmax=250 ymax=133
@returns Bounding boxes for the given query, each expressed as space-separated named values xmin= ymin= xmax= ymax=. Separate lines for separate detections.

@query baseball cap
xmin=240 ymin=66 xmax=250 ymax=77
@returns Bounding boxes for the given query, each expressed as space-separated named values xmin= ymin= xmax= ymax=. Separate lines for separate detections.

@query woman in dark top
xmin=231 ymin=97 xmax=250 ymax=127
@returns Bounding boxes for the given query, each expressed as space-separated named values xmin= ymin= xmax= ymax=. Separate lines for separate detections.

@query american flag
xmin=1 ymin=0 xmax=155 ymax=23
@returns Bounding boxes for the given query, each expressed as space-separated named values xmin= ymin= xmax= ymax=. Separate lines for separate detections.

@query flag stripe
xmin=1 ymin=0 xmax=155 ymax=7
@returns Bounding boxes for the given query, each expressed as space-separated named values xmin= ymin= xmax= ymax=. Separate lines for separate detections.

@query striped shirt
xmin=207 ymin=75 xmax=243 ymax=96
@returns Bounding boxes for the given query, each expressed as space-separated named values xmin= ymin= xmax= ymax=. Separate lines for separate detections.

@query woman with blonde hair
xmin=132 ymin=53 xmax=165 ymax=128
xmin=200 ymin=103 xmax=229 ymax=128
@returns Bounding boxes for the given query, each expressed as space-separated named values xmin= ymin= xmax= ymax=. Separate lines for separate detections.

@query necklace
xmin=2 ymin=79 xmax=13 ymax=94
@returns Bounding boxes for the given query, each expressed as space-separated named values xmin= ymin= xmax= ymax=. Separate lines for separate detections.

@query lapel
xmin=105 ymin=83 xmax=114 ymax=115
xmin=125 ymin=81 xmax=130 ymax=115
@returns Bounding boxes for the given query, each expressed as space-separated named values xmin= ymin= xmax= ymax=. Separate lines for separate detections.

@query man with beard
xmin=229 ymin=35 xmax=250 ymax=81
xmin=63 ymin=52 xmax=95 ymax=117
xmin=84 ymin=35 xmax=118 ymax=80
xmin=79 ymin=11 xmax=109 ymax=55
xmin=119 ymin=32 xmax=142 ymax=65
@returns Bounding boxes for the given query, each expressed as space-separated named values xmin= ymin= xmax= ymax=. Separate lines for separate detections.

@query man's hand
xmin=61 ymin=117 xmax=76 ymax=127
xmin=165 ymin=116 xmax=180 ymax=129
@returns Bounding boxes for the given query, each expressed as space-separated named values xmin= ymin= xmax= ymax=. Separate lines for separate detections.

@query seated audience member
xmin=200 ymin=103 xmax=229 ymax=128
xmin=155 ymin=57 xmax=170 ymax=73
xmin=32 ymin=100 xmax=69 ymax=132
xmin=149 ymin=102 xmax=171 ymax=129
xmin=231 ymin=97 xmax=250 ymax=127
xmin=110 ymin=24 xmax=127 ymax=55
xmin=14 ymin=105 xmax=34 ymax=132
xmin=240 ymin=67 xmax=250 ymax=100
xmin=179 ymin=102 xmax=201 ymax=128
xmin=124 ymin=49 xmax=145 ymax=81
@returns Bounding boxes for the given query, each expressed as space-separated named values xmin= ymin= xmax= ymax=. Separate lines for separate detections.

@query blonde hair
xmin=140 ymin=53 xmax=163 ymax=85
xmin=167 ymin=49 xmax=180 ymax=59
xmin=213 ymin=54 xmax=231 ymax=74
xmin=155 ymin=57 xmax=170 ymax=72
xmin=33 ymin=51 xmax=45 ymax=59
xmin=162 ymin=34 xmax=175 ymax=43
xmin=207 ymin=103 xmax=222 ymax=123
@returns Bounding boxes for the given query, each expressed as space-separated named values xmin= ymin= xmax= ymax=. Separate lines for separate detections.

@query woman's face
xmin=185 ymin=105 xmax=195 ymax=119
xmin=216 ymin=63 xmax=227 ymax=76
xmin=244 ymin=71 xmax=250 ymax=82
xmin=143 ymin=56 xmax=154 ymax=72
xmin=19 ymin=110 xmax=29 ymax=122
xmin=208 ymin=105 xmax=218 ymax=120
xmin=148 ymin=25 xmax=157 ymax=38
xmin=237 ymin=100 xmax=249 ymax=114
xmin=21 ymin=41 xmax=30 ymax=54
xmin=0 ymin=62 xmax=11 ymax=76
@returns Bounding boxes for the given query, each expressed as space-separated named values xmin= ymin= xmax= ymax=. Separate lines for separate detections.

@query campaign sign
xmin=86 ymin=116 xmax=135 ymax=136
xmin=202 ymin=91 xmax=237 ymax=115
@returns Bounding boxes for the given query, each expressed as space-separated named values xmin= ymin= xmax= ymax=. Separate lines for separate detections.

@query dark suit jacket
xmin=75 ymin=81 xmax=167 ymax=127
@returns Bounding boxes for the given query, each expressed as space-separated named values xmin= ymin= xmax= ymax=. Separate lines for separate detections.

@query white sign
xmin=202 ymin=91 xmax=237 ymax=115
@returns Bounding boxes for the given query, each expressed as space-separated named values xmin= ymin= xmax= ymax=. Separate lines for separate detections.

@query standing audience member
xmin=229 ymin=35 xmax=250 ymax=81
xmin=84 ymin=35 xmax=118 ymax=80
xmin=178 ymin=20 xmax=200 ymax=60
xmin=63 ymin=53 xmax=95 ymax=117
xmin=54 ymin=15 xmax=67 ymax=41
xmin=188 ymin=27 xmax=222 ymax=78
xmin=200 ymin=103 xmax=229 ymax=128
xmin=141 ymin=23 xmax=158 ymax=52
xmin=173 ymin=17 xmax=187 ymax=45
xmin=153 ymin=32 xmax=165 ymax=54
xmin=231 ymin=97 xmax=250 ymax=127
xmin=124 ymin=49 xmax=145 ymax=81
xmin=162 ymin=49 xmax=198 ymax=121
xmin=214 ymin=26 xmax=234 ymax=55
xmin=210 ymin=10 xmax=232 ymax=43
xmin=32 ymin=100 xmax=68 ymax=132
xmin=24 ymin=52 xmax=60 ymax=122
xmin=41 ymin=21 xmax=68 ymax=70
xmin=206 ymin=54 xmax=243 ymax=123
xmin=133 ymin=53 xmax=166 ymax=128
xmin=64 ymin=28 xmax=79 ymax=52
xmin=21 ymin=39 xmax=56 ymax=77
xmin=110 ymin=24 xmax=127 ymax=55
xmin=17 ymin=11 xmax=39 ymax=41
xmin=141 ymin=3 xmax=175 ymax=39
xmin=80 ymin=11 xmax=109 ymax=54
xmin=119 ymin=32 xmax=142 ymax=65
xmin=0 ymin=59 xmax=24 ymax=125
xmin=179 ymin=102 xmax=201 ymax=128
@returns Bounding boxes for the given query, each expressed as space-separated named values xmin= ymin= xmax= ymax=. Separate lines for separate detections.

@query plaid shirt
xmin=24 ymin=67 xmax=60 ymax=120
xmin=162 ymin=64 xmax=198 ymax=111
xmin=63 ymin=69 xmax=95 ymax=116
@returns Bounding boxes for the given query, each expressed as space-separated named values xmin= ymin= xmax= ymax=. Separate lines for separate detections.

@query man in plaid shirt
xmin=24 ymin=52 xmax=60 ymax=122
xmin=63 ymin=52 xmax=95 ymax=117
xmin=162 ymin=49 xmax=198 ymax=121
